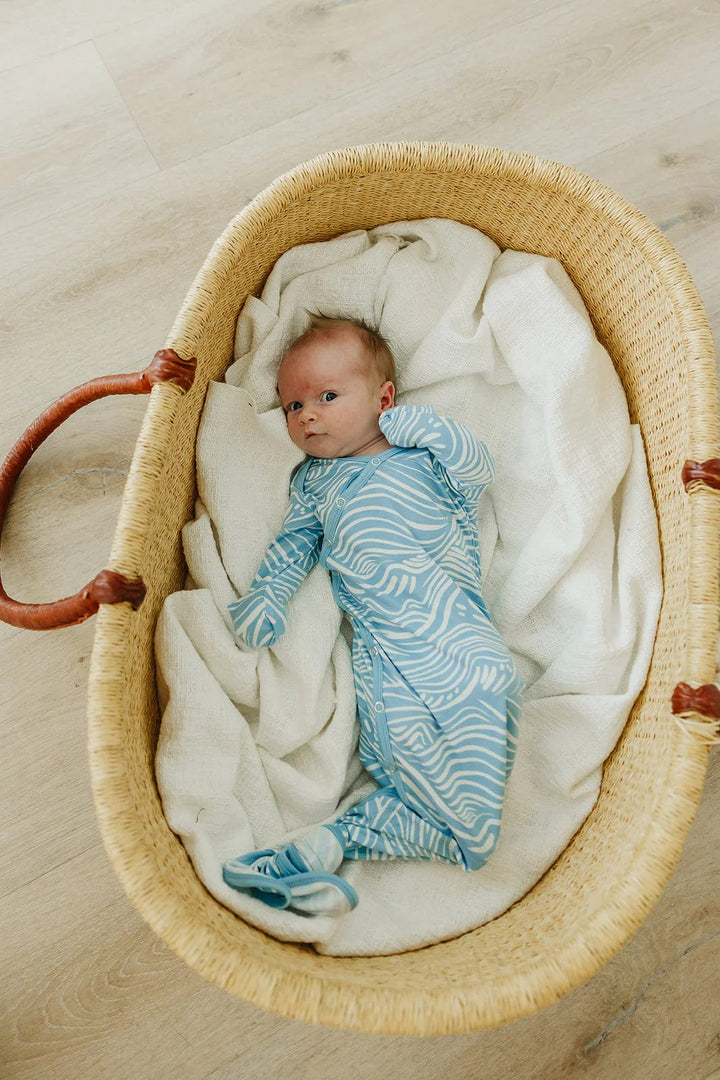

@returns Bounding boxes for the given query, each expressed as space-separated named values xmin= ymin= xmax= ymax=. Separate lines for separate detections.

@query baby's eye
xmin=287 ymin=402 xmax=301 ymax=412
xmin=321 ymin=391 xmax=337 ymax=403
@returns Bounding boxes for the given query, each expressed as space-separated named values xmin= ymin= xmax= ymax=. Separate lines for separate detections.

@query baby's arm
xmin=379 ymin=404 xmax=495 ymax=505
xmin=228 ymin=482 xmax=323 ymax=648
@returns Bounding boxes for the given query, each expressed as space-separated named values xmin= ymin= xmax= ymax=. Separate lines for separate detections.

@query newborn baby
xmin=223 ymin=314 xmax=524 ymax=916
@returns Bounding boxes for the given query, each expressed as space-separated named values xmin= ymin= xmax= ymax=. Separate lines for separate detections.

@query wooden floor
xmin=2 ymin=1 xmax=719 ymax=1076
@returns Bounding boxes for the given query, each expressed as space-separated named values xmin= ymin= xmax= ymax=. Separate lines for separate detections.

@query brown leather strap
xmin=682 ymin=458 xmax=720 ymax=491
xmin=0 ymin=348 xmax=196 ymax=630
xmin=671 ymin=682 xmax=720 ymax=720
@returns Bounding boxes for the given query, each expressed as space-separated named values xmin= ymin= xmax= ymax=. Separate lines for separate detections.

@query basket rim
xmin=173 ymin=140 xmax=717 ymax=435
xmin=87 ymin=140 xmax=719 ymax=1035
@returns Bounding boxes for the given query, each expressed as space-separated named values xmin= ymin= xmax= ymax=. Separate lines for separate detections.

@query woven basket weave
xmin=86 ymin=142 xmax=720 ymax=1035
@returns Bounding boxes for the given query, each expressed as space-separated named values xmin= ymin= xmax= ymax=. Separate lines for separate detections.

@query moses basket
xmin=2 ymin=142 xmax=719 ymax=1036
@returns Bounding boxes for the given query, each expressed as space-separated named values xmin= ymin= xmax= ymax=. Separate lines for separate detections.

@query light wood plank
xmin=0 ymin=0 xmax=200 ymax=74
xmin=0 ymin=42 xmax=159 ymax=236
xmin=93 ymin=0 xmax=573 ymax=168
xmin=92 ymin=0 xmax=720 ymax=170
xmin=1 ymin=909 xmax=208 ymax=1080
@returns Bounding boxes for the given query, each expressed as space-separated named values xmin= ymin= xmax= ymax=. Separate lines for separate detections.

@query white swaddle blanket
xmin=154 ymin=218 xmax=663 ymax=956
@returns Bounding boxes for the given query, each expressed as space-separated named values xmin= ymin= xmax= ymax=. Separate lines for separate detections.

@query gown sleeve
xmin=378 ymin=404 xmax=495 ymax=506
xmin=228 ymin=478 xmax=324 ymax=648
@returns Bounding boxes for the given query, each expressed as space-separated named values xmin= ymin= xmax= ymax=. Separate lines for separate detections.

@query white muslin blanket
xmin=155 ymin=218 xmax=663 ymax=956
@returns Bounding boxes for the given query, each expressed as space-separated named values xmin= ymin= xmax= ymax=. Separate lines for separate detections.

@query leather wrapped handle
xmin=0 ymin=348 xmax=196 ymax=630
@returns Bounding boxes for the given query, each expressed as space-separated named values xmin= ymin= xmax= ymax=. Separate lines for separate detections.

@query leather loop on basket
xmin=86 ymin=569 xmax=147 ymax=609
xmin=671 ymin=682 xmax=720 ymax=745
xmin=141 ymin=348 xmax=197 ymax=392
xmin=0 ymin=348 xmax=196 ymax=630
xmin=682 ymin=458 xmax=720 ymax=492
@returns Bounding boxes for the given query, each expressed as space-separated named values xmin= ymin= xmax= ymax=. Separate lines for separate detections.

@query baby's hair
xmin=291 ymin=310 xmax=397 ymax=387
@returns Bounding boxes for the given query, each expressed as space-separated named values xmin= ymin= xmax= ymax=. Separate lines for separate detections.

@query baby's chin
xmin=304 ymin=448 xmax=338 ymax=458
xmin=294 ymin=435 xmax=340 ymax=458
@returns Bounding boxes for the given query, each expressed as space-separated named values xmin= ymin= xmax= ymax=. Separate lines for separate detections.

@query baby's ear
xmin=381 ymin=381 xmax=396 ymax=408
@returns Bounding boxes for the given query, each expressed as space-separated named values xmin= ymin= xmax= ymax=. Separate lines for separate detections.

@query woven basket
xmin=8 ymin=142 xmax=719 ymax=1036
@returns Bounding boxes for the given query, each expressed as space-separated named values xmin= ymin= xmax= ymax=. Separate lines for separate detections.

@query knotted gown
xmin=228 ymin=404 xmax=524 ymax=873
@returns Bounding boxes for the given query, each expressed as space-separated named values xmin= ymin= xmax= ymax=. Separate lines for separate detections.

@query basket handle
xmin=671 ymin=457 xmax=720 ymax=744
xmin=0 ymin=348 xmax=196 ymax=630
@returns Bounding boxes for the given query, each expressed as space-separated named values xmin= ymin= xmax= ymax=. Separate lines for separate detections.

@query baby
xmin=223 ymin=314 xmax=524 ymax=916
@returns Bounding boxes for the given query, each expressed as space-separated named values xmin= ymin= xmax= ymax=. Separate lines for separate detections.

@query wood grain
xmin=0 ymin=42 xmax=158 ymax=236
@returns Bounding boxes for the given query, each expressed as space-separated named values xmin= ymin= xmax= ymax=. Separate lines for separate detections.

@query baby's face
xmin=277 ymin=329 xmax=395 ymax=458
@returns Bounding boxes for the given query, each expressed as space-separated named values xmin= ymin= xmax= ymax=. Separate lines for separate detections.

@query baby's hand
xmin=379 ymin=404 xmax=438 ymax=448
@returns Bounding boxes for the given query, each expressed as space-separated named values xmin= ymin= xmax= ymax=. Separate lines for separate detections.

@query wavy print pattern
xmin=229 ymin=405 xmax=524 ymax=873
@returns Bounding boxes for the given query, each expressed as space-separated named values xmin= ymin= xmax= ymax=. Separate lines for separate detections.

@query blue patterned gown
xmin=228 ymin=404 xmax=524 ymax=872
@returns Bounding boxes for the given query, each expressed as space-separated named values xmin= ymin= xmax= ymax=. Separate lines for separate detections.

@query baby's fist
xmin=379 ymin=404 xmax=437 ymax=448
